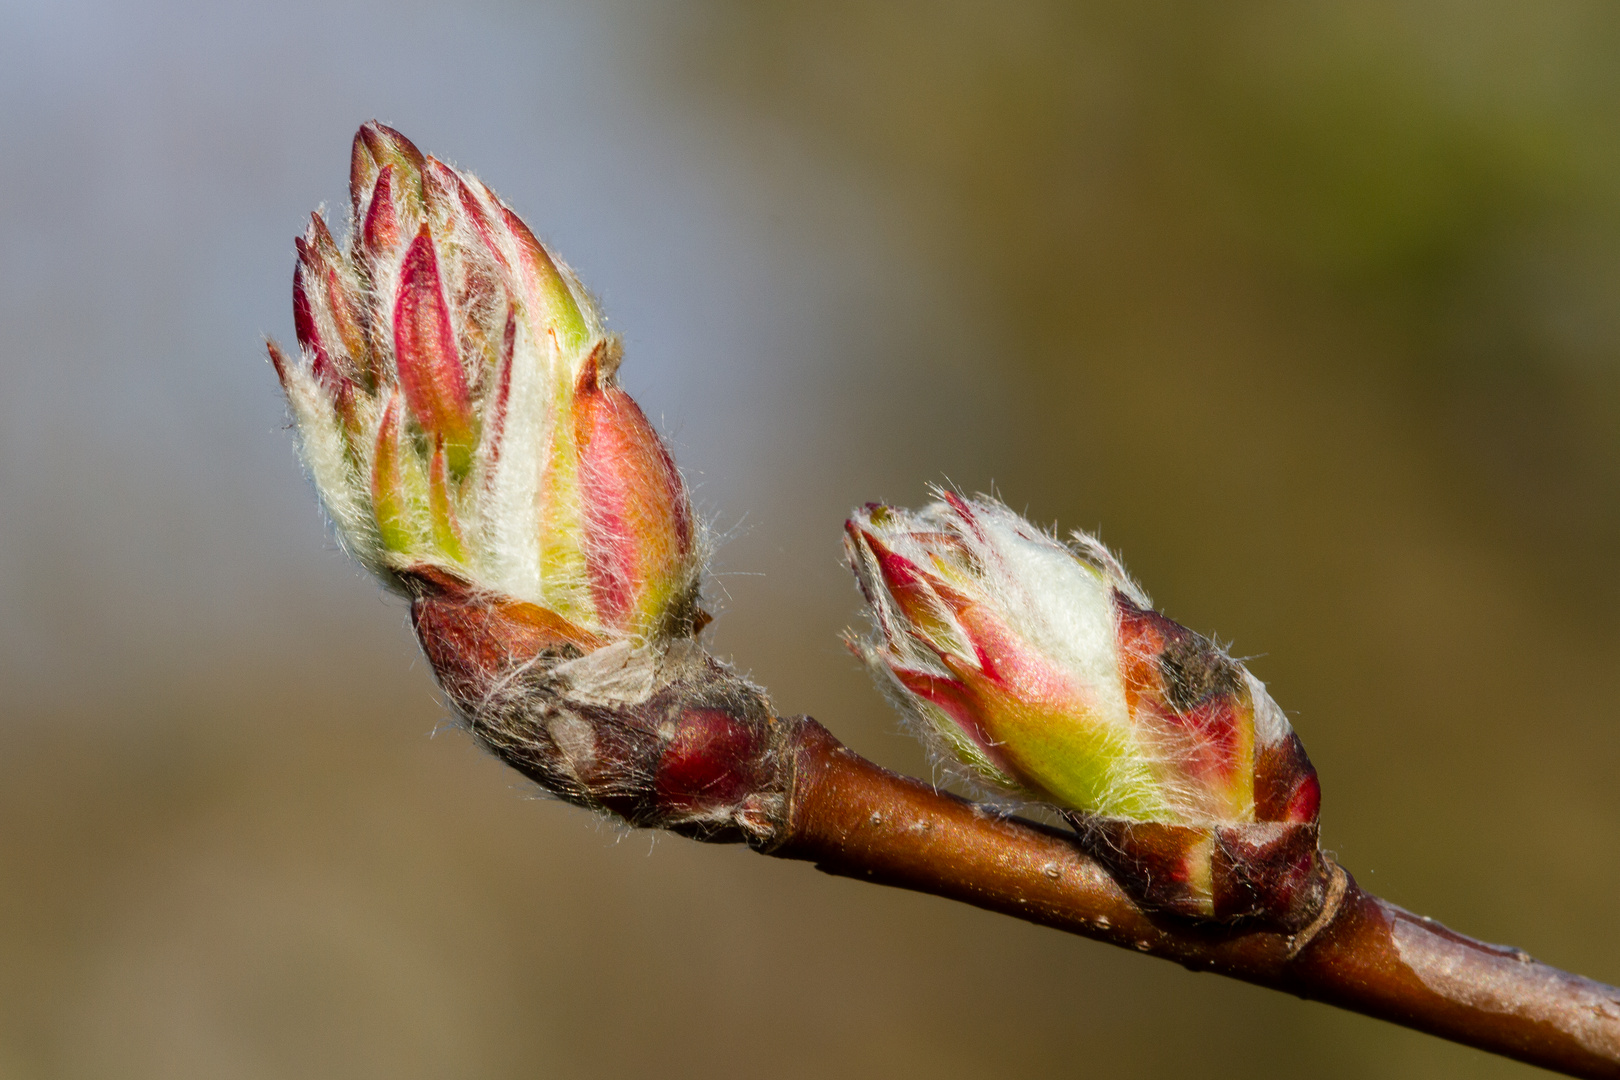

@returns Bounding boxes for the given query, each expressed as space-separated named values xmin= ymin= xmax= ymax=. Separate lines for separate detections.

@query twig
xmin=771 ymin=719 xmax=1620 ymax=1079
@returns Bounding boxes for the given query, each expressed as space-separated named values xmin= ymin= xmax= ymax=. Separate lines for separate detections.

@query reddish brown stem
xmin=405 ymin=578 xmax=1619 ymax=1077
xmin=770 ymin=720 xmax=1620 ymax=1078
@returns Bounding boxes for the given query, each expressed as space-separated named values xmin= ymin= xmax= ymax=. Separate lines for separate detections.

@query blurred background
xmin=3 ymin=1 xmax=1619 ymax=1076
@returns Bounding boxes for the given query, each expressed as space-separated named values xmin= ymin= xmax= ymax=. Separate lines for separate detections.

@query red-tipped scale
xmin=501 ymin=205 xmax=591 ymax=359
xmin=394 ymin=227 xmax=477 ymax=476
xmin=573 ymin=344 xmax=697 ymax=637
xmin=351 ymin=121 xmax=425 ymax=228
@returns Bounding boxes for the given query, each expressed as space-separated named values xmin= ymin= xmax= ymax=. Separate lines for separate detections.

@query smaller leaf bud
xmin=846 ymin=492 xmax=1324 ymax=927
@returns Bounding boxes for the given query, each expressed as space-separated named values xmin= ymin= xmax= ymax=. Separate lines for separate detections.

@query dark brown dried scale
xmin=1157 ymin=629 xmax=1243 ymax=713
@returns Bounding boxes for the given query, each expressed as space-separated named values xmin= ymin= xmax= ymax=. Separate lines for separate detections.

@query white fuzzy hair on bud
xmin=846 ymin=492 xmax=1143 ymax=805
xmin=846 ymin=490 xmax=1315 ymax=827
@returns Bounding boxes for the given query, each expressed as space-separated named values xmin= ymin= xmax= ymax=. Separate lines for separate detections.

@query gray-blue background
xmin=3 ymin=2 xmax=1619 ymax=1076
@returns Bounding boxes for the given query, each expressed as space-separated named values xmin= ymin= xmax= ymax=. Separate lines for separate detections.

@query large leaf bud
xmin=267 ymin=124 xmax=780 ymax=844
xmin=270 ymin=122 xmax=701 ymax=649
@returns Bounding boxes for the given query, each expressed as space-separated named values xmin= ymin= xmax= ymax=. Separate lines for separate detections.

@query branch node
xmin=1285 ymin=854 xmax=1349 ymax=960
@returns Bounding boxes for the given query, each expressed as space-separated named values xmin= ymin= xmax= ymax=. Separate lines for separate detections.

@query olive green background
xmin=3 ymin=2 xmax=1619 ymax=1076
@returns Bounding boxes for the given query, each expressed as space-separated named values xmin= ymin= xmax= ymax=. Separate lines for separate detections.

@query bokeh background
xmin=3 ymin=1 xmax=1620 ymax=1076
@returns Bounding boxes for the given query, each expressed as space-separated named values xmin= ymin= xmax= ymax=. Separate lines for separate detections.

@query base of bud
xmin=406 ymin=567 xmax=794 ymax=845
xmin=1067 ymin=814 xmax=1330 ymax=931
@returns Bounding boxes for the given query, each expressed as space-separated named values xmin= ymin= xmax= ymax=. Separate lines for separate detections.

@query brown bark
xmin=773 ymin=720 xmax=1620 ymax=1079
